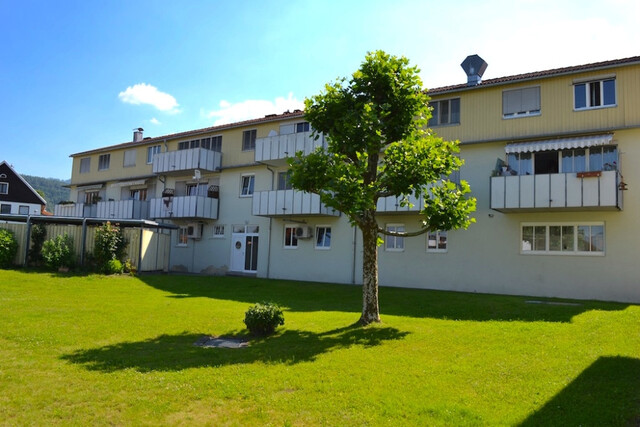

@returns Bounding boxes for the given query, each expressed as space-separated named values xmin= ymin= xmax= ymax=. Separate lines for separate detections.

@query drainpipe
xmin=264 ymin=164 xmax=275 ymax=279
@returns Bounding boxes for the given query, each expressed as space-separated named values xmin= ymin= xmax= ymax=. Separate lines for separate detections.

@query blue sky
xmin=1 ymin=0 xmax=638 ymax=179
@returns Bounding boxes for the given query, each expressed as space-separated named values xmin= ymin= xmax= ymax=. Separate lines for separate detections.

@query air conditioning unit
xmin=295 ymin=226 xmax=313 ymax=239
xmin=187 ymin=223 xmax=203 ymax=239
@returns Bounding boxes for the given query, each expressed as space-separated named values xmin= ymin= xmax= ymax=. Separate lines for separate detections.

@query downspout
xmin=23 ymin=215 xmax=32 ymax=267
xmin=264 ymin=164 xmax=276 ymax=279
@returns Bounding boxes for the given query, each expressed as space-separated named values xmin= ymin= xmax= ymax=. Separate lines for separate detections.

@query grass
xmin=0 ymin=269 xmax=639 ymax=426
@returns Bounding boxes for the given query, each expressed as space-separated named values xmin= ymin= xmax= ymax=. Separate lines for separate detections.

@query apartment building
xmin=56 ymin=55 xmax=640 ymax=303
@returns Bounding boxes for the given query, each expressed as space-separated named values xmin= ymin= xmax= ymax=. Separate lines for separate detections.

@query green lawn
xmin=0 ymin=270 xmax=639 ymax=426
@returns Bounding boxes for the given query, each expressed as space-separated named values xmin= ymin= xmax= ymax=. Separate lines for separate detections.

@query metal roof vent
xmin=461 ymin=55 xmax=488 ymax=86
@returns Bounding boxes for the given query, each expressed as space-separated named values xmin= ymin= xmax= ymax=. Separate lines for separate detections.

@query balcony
xmin=150 ymin=195 xmax=218 ymax=220
xmin=54 ymin=203 xmax=97 ymax=218
xmin=252 ymin=190 xmax=340 ymax=217
xmin=96 ymin=200 xmax=150 ymax=220
xmin=255 ymin=131 xmax=327 ymax=165
xmin=376 ymin=194 xmax=424 ymax=214
xmin=152 ymin=148 xmax=221 ymax=175
xmin=490 ymin=171 xmax=623 ymax=212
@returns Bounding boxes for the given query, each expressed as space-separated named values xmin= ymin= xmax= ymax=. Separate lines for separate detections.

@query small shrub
xmin=244 ymin=302 xmax=285 ymax=336
xmin=94 ymin=222 xmax=128 ymax=273
xmin=0 ymin=228 xmax=19 ymax=268
xmin=123 ymin=259 xmax=136 ymax=275
xmin=28 ymin=223 xmax=47 ymax=265
xmin=104 ymin=259 xmax=123 ymax=275
xmin=42 ymin=234 xmax=75 ymax=270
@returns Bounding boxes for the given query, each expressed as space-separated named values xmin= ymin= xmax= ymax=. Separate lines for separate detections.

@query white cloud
xmin=118 ymin=83 xmax=180 ymax=114
xmin=205 ymin=93 xmax=304 ymax=125
xmin=150 ymin=117 xmax=161 ymax=125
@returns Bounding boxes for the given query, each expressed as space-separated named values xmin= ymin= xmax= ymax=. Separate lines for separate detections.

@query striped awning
xmin=110 ymin=179 xmax=146 ymax=188
xmin=505 ymin=134 xmax=613 ymax=154
xmin=77 ymin=184 xmax=104 ymax=190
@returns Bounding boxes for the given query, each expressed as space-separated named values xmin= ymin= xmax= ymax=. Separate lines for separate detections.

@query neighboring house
xmin=0 ymin=161 xmax=47 ymax=216
xmin=55 ymin=55 xmax=640 ymax=304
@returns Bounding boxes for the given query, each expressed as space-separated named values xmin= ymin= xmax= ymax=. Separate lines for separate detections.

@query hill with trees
xmin=22 ymin=175 xmax=70 ymax=210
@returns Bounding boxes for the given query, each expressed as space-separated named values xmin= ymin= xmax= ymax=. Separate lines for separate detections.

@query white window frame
xmin=177 ymin=226 xmax=189 ymax=247
xmin=385 ymin=224 xmax=405 ymax=252
xmin=0 ymin=182 xmax=8 ymax=194
xmin=284 ymin=225 xmax=298 ymax=249
xmin=98 ymin=154 xmax=110 ymax=171
xmin=315 ymin=226 xmax=331 ymax=250
xmin=573 ymin=78 xmax=616 ymax=110
xmin=427 ymin=230 xmax=447 ymax=253
xmin=520 ymin=222 xmax=605 ymax=256
xmin=240 ymin=174 xmax=255 ymax=197
xmin=429 ymin=98 xmax=460 ymax=126
xmin=147 ymin=145 xmax=161 ymax=164
xmin=502 ymin=86 xmax=541 ymax=119
xmin=295 ymin=122 xmax=310 ymax=133
xmin=242 ymin=129 xmax=257 ymax=151
xmin=212 ymin=225 xmax=225 ymax=238
xmin=18 ymin=205 xmax=29 ymax=215
xmin=277 ymin=171 xmax=292 ymax=190
xmin=79 ymin=158 xmax=91 ymax=174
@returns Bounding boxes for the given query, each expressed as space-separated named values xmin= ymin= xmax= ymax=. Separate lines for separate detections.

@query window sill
xmin=573 ymin=104 xmax=617 ymax=112
xmin=520 ymin=251 xmax=604 ymax=256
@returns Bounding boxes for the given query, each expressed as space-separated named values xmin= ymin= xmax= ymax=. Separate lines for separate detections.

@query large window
xmin=429 ymin=99 xmax=460 ymax=126
xmin=284 ymin=225 xmax=298 ymax=249
xmin=0 ymin=182 xmax=7 ymax=194
xmin=98 ymin=154 xmax=110 ymax=171
xmin=186 ymin=182 xmax=208 ymax=196
xmin=84 ymin=191 xmax=100 ymax=204
xmin=240 ymin=175 xmax=255 ymax=196
xmin=79 ymin=158 xmax=91 ymax=174
xmin=123 ymin=149 xmax=136 ymax=167
xmin=503 ymin=87 xmax=540 ymax=118
xmin=130 ymin=189 xmax=147 ymax=201
xmin=147 ymin=145 xmax=161 ymax=163
xmin=574 ymin=78 xmax=616 ymax=110
xmin=385 ymin=224 xmax=405 ymax=251
xmin=0 ymin=204 xmax=10 ymax=214
xmin=507 ymin=146 xmax=617 ymax=175
xmin=316 ymin=226 xmax=331 ymax=249
xmin=277 ymin=171 xmax=292 ymax=190
xmin=521 ymin=223 xmax=604 ymax=255
xmin=427 ymin=230 xmax=447 ymax=252
xmin=242 ymin=129 xmax=257 ymax=151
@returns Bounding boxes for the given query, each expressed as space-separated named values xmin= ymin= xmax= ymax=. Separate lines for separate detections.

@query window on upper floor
xmin=147 ymin=145 xmax=161 ymax=164
xmin=296 ymin=122 xmax=310 ymax=133
xmin=0 ymin=204 xmax=10 ymax=214
xmin=80 ymin=158 xmax=91 ymax=174
xmin=574 ymin=78 xmax=616 ymax=110
xmin=521 ymin=223 xmax=604 ymax=255
xmin=123 ymin=149 xmax=136 ymax=167
xmin=277 ymin=171 xmax=292 ymax=190
xmin=315 ymin=226 xmax=331 ymax=249
xmin=284 ymin=225 xmax=298 ymax=249
xmin=240 ymin=174 xmax=255 ymax=196
xmin=19 ymin=205 xmax=29 ymax=215
xmin=427 ymin=230 xmax=447 ymax=252
xmin=201 ymin=136 xmax=222 ymax=152
xmin=178 ymin=141 xmax=189 ymax=150
xmin=503 ymin=87 xmax=540 ymax=118
xmin=506 ymin=145 xmax=617 ymax=175
xmin=130 ymin=189 xmax=147 ymax=201
xmin=98 ymin=154 xmax=110 ymax=171
xmin=385 ymin=224 xmax=404 ymax=251
xmin=429 ymin=98 xmax=460 ymax=126
xmin=0 ymin=182 xmax=7 ymax=194
xmin=242 ymin=129 xmax=257 ymax=151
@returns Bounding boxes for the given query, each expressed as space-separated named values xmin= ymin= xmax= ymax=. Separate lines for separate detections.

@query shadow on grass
xmin=61 ymin=324 xmax=409 ymax=372
xmin=137 ymin=274 xmax=628 ymax=323
xmin=519 ymin=356 xmax=640 ymax=426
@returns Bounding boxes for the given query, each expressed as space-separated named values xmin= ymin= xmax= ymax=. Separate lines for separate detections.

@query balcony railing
xmin=150 ymin=195 xmax=219 ymax=219
xmin=255 ymin=131 xmax=327 ymax=164
xmin=97 ymin=200 xmax=150 ymax=219
xmin=152 ymin=148 xmax=221 ymax=174
xmin=490 ymin=170 xmax=623 ymax=212
xmin=252 ymin=190 xmax=339 ymax=217
xmin=376 ymin=194 xmax=425 ymax=214
xmin=54 ymin=203 xmax=97 ymax=218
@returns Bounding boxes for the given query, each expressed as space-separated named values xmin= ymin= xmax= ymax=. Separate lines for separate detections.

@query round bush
xmin=104 ymin=259 xmax=123 ymax=275
xmin=41 ymin=234 xmax=75 ymax=270
xmin=244 ymin=302 xmax=285 ymax=336
xmin=0 ymin=228 xmax=19 ymax=267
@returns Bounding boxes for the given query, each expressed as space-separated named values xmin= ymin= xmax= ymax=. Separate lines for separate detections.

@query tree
xmin=288 ymin=51 xmax=476 ymax=325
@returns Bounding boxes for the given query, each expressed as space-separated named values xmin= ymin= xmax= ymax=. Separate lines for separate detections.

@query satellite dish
xmin=193 ymin=169 xmax=201 ymax=180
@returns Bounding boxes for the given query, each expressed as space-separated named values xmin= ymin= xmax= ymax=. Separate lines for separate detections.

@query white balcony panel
xmin=600 ymin=171 xmax=617 ymax=206
xmin=582 ymin=178 xmax=599 ymax=207
xmin=520 ymin=176 xmax=535 ymax=208
xmin=97 ymin=200 xmax=150 ymax=220
xmin=566 ymin=175 xmax=582 ymax=207
xmin=504 ymin=176 xmax=521 ymax=209
xmin=54 ymin=203 xmax=85 ymax=217
xmin=152 ymin=148 xmax=221 ymax=174
xmin=255 ymin=131 xmax=327 ymax=163
xmin=252 ymin=190 xmax=339 ymax=217
xmin=150 ymin=196 xmax=218 ymax=219
xmin=490 ymin=177 xmax=505 ymax=210
xmin=534 ymin=175 xmax=551 ymax=208
xmin=550 ymin=174 xmax=566 ymax=208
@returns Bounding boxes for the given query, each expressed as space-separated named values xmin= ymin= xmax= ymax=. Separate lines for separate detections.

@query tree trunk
xmin=359 ymin=212 xmax=381 ymax=325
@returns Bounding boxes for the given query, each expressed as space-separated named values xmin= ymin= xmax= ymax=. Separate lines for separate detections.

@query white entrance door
xmin=231 ymin=226 xmax=259 ymax=272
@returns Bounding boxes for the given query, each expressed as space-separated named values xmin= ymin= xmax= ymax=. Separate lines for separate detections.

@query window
xmin=574 ymin=78 xmax=616 ymax=109
xmin=177 ymin=226 xmax=188 ymax=246
xmin=507 ymin=146 xmax=617 ymax=175
xmin=84 ymin=191 xmax=100 ymax=204
xmin=130 ymin=189 xmax=147 ymax=201
xmin=98 ymin=154 xmax=110 ymax=171
xmin=123 ymin=149 xmax=136 ymax=167
xmin=521 ymin=223 xmax=604 ymax=255
xmin=277 ymin=171 xmax=292 ymax=190
xmin=186 ymin=183 xmax=208 ymax=196
xmin=201 ymin=136 xmax=222 ymax=152
xmin=240 ymin=175 xmax=255 ymax=196
xmin=0 ymin=182 xmax=7 ymax=194
xmin=0 ymin=204 xmax=10 ymax=214
xmin=296 ymin=122 xmax=310 ymax=133
xmin=242 ymin=129 xmax=257 ymax=151
xmin=19 ymin=205 xmax=29 ymax=215
xmin=212 ymin=225 xmax=225 ymax=238
xmin=385 ymin=224 xmax=404 ymax=251
xmin=147 ymin=145 xmax=161 ymax=164
xmin=79 ymin=158 xmax=91 ymax=174
xmin=316 ymin=226 xmax=331 ymax=249
xmin=427 ymin=230 xmax=447 ymax=252
xmin=429 ymin=98 xmax=460 ymax=126
xmin=284 ymin=225 xmax=298 ymax=248
xmin=503 ymin=87 xmax=540 ymax=118
xmin=178 ymin=141 xmax=189 ymax=150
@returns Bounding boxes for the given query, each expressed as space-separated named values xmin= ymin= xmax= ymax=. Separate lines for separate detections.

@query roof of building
xmin=0 ymin=160 xmax=48 ymax=206
xmin=427 ymin=55 xmax=640 ymax=95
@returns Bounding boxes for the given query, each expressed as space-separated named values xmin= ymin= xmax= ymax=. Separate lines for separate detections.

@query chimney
xmin=460 ymin=55 xmax=488 ymax=86
xmin=133 ymin=127 xmax=144 ymax=142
